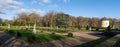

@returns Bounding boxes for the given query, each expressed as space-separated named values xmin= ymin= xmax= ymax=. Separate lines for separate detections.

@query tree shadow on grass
xmin=74 ymin=36 xmax=112 ymax=47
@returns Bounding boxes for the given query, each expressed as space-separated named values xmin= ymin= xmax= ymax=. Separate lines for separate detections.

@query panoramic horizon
xmin=1 ymin=0 xmax=120 ymax=47
xmin=0 ymin=0 xmax=120 ymax=20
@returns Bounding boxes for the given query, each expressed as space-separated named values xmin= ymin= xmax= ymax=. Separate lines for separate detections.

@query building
xmin=101 ymin=18 xmax=110 ymax=28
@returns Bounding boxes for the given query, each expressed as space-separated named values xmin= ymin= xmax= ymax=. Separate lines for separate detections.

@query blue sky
xmin=0 ymin=0 xmax=120 ymax=20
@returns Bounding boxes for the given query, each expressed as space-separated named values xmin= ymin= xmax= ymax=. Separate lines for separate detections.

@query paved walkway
xmin=0 ymin=31 xmax=100 ymax=47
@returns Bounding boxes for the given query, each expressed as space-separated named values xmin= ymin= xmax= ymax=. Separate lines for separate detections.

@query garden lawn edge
xmin=95 ymin=34 xmax=120 ymax=47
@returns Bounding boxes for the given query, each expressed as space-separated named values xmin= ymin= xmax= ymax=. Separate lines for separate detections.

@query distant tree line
xmin=0 ymin=11 xmax=120 ymax=29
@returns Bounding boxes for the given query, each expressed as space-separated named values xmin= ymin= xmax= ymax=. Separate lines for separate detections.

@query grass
xmin=95 ymin=34 xmax=120 ymax=47
xmin=35 ymin=33 xmax=67 ymax=42
xmin=75 ymin=34 xmax=120 ymax=47
xmin=3 ymin=28 xmax=68 ymax=44
xmin=75 ymin=36 xmax=111 ymax=47
xmin=0 ymin=26 xmax=68 ymax=43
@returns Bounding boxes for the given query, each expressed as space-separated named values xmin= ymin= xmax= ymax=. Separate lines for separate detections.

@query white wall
xmin=101 ymin=20 xmax=109 ymax=27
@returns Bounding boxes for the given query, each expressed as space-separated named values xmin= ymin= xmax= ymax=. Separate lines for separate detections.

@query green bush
xmin=67 ymin=33 xmax=73 ymax=37
xmin=51 ymin=32 xmax=56 ymax=35
xmin=96 ymin=28 xmax=99 ymax=31
xmin=40 ymin=30 xmax=43 ymax=33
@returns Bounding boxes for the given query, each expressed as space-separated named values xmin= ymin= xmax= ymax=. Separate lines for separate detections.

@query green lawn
xmin=1 ymin=28 xmax=68 ymax=43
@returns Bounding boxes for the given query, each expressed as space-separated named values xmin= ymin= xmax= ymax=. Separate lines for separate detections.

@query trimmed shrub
xmin=40 ymin=30 xmax=43 ymax=33
xmin=51 ymin=32 xmax=56 ymax=35
xmin=67 ymin=33 xmax=73 ymax=37
xmin=96 ymin=28 xmax=99 ymax=31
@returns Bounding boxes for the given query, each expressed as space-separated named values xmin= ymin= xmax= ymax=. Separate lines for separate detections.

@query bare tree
xmin=42 ymin=11 xmax=56 ymax=27
xmin=90 ymin=17 xmax=100 ymax=28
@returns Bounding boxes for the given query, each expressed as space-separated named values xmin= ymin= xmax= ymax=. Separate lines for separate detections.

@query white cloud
xmin=0 ymin=0 xmax=23 ymax=14
xmin=39 ymin=0 xmax=51 ymax=5
xmin=15 ymin=8 xmax=31 ymax=14
xmin=32 ymin=0 xmax=70 ymax=6
xmin=14 ymin=8 xmax=44 ymax=16
xmin=6 ymin=0 xmax=23 ymax=5
xmin=40 ymin=0 xmax=51 ymax=3
xmin=32 ymin=0 xmax=51 ymax=5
